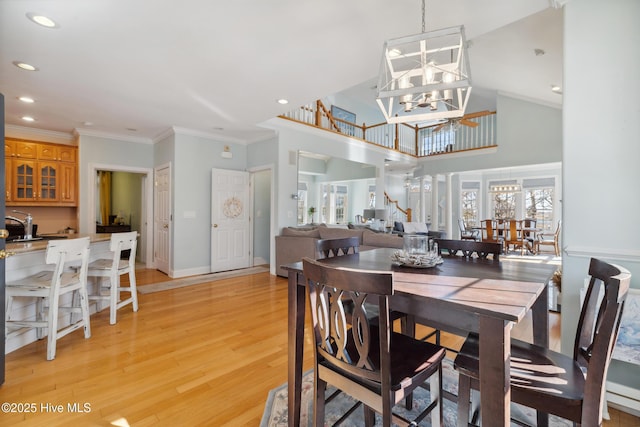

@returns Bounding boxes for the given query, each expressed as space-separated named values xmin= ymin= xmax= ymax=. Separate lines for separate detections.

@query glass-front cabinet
xmin=5 ymin=138 xmax=77 ymax=206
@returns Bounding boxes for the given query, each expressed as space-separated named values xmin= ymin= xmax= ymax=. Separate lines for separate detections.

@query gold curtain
xmin=98 ymin=171 xmax=112 ymax=225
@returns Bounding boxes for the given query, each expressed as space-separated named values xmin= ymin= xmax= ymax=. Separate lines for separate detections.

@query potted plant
xmin=308 ymin=207 xmax=316 ymax=224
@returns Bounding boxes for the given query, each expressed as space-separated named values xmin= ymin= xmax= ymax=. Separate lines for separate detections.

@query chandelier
xmin=376 ymin=0 xmax=472 ymax=124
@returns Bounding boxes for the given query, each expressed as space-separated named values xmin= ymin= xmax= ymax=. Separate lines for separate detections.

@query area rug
xmin=137 ymin=266 xmax=269 ymax=294
xmin=260 ymin=359 xmax=572 ymax=426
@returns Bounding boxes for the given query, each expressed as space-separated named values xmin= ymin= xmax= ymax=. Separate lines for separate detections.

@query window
xmin=419 ymin=127 xmax=455 ymax=155
xmin=461 ymin=182 xmax=480 ymax=226
xmin=297 ymin=182 xmax=308 ymax=224
xmin=491 ymin=191 xmax=517 ymax=219
xmin=334 ymin=185 xmax=348 ymax=224
xmin=319 ymin=184 xmax=348 ymax=224
xmin=368 ymin=185 xmax=376 ymax=208
xmin=523 ymin=178 xmax=555 ymax=233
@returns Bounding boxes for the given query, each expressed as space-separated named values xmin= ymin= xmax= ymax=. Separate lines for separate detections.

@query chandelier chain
xmin=421 ymin=0 xmax=426 ymax=33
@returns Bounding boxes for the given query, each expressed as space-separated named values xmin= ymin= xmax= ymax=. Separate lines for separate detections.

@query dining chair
xmin=458 ymin=218 xmax=479 ymax=241
xmin=302 ymin=258 xmax=446 ymax=427
xmin=454 ymin=257 xmax=631 ymax=427
xmin=85 ymin=231 xmax=138 ymax=324
xmin=480 ymin=219 xmax=504 ymax=250
xmin=504 ymin=219 xmax=527 ymax=255
xmin=535 ymin=220 xmax=561 ymax=256
xmin=315 ymin=236 xmax=359 ymax=259
xmin=435 ymin=239 xmax=502 ymax=261
xmin=316 ymin=236 xmax=411 ymax=358
xmin=5 ymin=237 xmax=92 ymax=360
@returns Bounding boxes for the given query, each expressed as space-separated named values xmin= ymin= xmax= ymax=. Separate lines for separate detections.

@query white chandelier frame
xmin=376 ymin=25 xmax=472 ymax=125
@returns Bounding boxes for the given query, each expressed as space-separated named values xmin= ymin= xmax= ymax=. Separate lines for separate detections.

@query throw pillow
xmin=402 ymin=222 xmax=428 ymax=234
xmin=362 ymin=230 xmax=403 ymax=248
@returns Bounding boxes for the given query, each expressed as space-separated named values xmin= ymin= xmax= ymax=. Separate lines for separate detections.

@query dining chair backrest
xmin=302 ymin=257 xmax=446 ymax=426
xmin=303 ymin=257 xmax=393 ymax=383
xmin=480 ymin=219 xmax=502 ymax=245
xmin=315 ymin=237 xmax=359 ymax=260
xmin=45 ymin=236 xmax=91 ymax=278
xmin=435 ymin=239 xmax=501 ymax=261
xmin=575 ymin=258 xmax=630 ymax=371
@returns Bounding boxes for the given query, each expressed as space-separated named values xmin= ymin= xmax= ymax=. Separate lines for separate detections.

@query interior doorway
xmin=88 ymin=164 xmax=154 ymax=267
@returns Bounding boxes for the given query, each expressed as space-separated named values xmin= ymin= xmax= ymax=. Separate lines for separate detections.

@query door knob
xmin=0 ymin=249 xmax=16 ymax=259
xmin=0 ymin=229 xmax=8 ymax=239
xmin=163 ymin=223 xmax=169 ymax=229
xmin=213 ymin=224 xmax=218 ymax=228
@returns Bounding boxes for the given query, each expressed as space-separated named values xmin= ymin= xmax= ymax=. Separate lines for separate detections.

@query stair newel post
xmin=315 ymin=100 xmax=322 ymax=127
xmin=414 ymin=124 xmax=419 ymax=156
xmin=394 ymin=118 xmax=399 ymax=150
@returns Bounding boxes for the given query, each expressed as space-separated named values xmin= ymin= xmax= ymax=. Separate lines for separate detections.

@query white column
xmin=419 ymin=175 xmax=426 ymax=223
xmin=445 ymin=173 xmax=453 ymax=239
xmin=431 ymin=174 xmax=439 ymax=232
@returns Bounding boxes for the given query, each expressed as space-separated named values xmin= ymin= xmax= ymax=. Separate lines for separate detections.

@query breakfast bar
xmin=4 ymin=234 xmax=113 ymax=353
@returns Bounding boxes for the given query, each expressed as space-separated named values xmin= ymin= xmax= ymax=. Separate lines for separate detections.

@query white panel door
xmin=154 ymin=165 xmax=171 ymax=274
xmin=211 ymin=168 xmax=250 ymax=272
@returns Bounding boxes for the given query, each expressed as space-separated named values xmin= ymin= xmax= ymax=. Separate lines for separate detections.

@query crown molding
xmin=5 ymin=124 xmax=75 ymax=145
xmin=73 ymin=127 xmax=153 ymax=144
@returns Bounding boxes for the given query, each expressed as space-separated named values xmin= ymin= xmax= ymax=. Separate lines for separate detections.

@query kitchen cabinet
xmin=5 ymin=138 xmax=78 ymax=207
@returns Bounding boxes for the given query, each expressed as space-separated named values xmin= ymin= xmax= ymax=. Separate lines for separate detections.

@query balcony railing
xmin=279 ymin=100 xmax=497 ymax=157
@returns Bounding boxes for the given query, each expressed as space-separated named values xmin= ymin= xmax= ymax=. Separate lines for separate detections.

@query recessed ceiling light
xmin=277 ymin=99 xmax=289 ymax=105
xmin=388 ymin=48 xmax=402 ymax=57
xmin=83 ymin=121 xmax=93 ymax=126
xmin=13 ymin=61 xmax=38 ymax=71
xmin=26 ymin=12 xmax=58 ymax=28
xmin=18 ymin=96 xmax=35 ymax=103
xmin=22 ymin=116 xmax=35 ymax=122
xmin=551 ymin=85 xmax=562 ymax=94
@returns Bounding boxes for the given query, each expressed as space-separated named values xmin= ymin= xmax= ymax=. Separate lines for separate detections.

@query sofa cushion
xmin=318 ymin=227 xmax=365 ymax=243
xmin=281 ymin=227 xmax=321 ymax=238
xmin=362 ymin=230 xmax=403 ymax=248
xmin=403 ymin=222 xmax=428 ymax=234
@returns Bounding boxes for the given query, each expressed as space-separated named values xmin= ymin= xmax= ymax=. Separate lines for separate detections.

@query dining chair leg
xmin=457 ymin=373 xmax=471 ymax=427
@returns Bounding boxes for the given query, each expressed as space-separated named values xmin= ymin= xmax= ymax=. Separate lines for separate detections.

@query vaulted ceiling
xmin=0 ymin=0 xmax=562 ymax=143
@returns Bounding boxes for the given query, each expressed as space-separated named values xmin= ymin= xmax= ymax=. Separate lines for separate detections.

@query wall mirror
xmin=296 ymin=151 xmax=377 ymax=225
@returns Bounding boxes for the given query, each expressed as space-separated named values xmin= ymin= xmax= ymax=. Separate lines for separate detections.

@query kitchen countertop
xmin=5 ymin=233 xmax=112 ymax=254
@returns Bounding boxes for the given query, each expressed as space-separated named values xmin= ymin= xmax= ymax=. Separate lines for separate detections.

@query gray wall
xmin=78 ymin=133 xmax=154 ymax=233
xmin=252 ymin=169 xmax=271 ymax=265
xmin=171 ymin=131 xmax=248 ymax=277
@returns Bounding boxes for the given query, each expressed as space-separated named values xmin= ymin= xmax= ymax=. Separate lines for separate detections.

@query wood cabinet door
xmin=12 ymin=159 xmax=37 ymax=202
xmin=59 ymin=163 xmax=76 ymax=204
xmin=38 ymin=161 xmax=59 ymax=202
xmin=13 ymin=141 xmax=37 ymax=159
xmin=5 ymin=159 xmax=11 ymax=203
xmin=58 ymin=146 xmax=76 ymax=163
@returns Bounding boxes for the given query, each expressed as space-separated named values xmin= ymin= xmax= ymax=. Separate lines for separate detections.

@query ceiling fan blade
xmin=460 ymin=119 xmax=479 ymax=128
xmin=462 ymin=110 xmax=493 ymax=120
xmin=433 ymin=123 xmax=447 ymax=132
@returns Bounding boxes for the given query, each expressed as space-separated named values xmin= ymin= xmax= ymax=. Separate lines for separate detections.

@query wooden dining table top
xmin=288 ymin=247 xmax=555 ymax=322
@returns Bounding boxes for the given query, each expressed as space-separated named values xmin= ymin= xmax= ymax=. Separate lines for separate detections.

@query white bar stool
xmin=5 ymin=237 xmax=92 ymax=360
xmin=87 ymin=231 xmax=138 ymax=324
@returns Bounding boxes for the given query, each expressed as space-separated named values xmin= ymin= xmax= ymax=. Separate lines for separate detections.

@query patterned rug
xmin=137 ymin=266 xmax=269 ymax=294
xmin=260 ymin=359 xmax=572 ymax=426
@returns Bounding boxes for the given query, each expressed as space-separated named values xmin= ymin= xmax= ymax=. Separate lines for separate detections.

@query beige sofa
xmin=275 ymin=224 xmax=403 ymax=277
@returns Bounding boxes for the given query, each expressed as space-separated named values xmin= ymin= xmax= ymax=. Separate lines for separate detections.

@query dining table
xmin=283 ymin=247 xmax=558 ymax=427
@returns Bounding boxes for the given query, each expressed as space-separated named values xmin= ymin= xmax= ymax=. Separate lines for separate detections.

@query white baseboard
xmin=606 ymin=381 xmax=640 ymax=417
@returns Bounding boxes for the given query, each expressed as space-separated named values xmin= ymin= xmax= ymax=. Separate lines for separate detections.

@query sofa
xmin=276 ymin=224 xmax=404 ymax=277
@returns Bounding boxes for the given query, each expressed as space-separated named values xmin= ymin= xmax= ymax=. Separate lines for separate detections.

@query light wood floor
xmin=1 ymin=269 xmax=638 ymax=426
